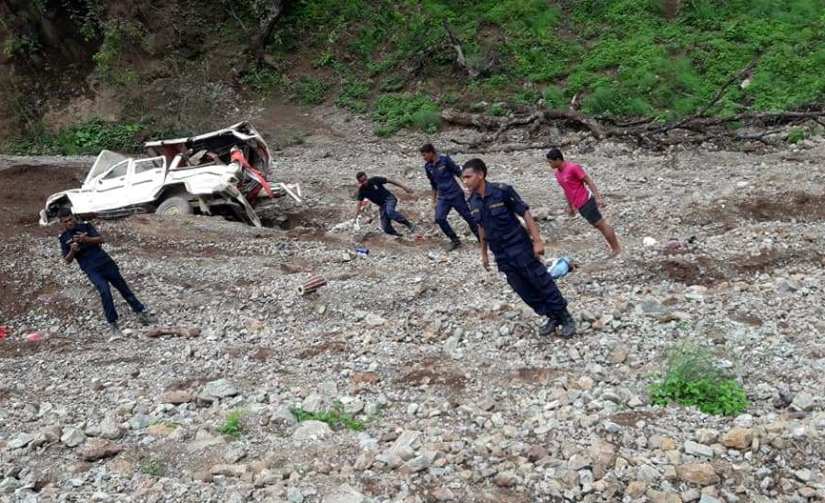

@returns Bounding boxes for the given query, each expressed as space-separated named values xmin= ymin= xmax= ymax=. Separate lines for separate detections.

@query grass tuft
xmin=649 ymin=341 xmax=749 ymax=416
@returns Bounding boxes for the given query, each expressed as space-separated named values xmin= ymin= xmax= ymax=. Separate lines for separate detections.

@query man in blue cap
xmin=461 ymin=158 xmax=576 ymax=338
xmin=420 ymin=143 xmax=478 ymax=250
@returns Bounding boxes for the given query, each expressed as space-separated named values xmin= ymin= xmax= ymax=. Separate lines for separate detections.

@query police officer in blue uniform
xmin=461 ymin=158 xmax=576 ymax=338
xmin=58 ymin=207 xmax=151 ymax=337
xmin=420 ymin=143 xmax=478 ymax=251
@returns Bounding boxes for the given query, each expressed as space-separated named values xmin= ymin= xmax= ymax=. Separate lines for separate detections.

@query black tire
xmin=155 ymin=196 xmax=193 ymax=216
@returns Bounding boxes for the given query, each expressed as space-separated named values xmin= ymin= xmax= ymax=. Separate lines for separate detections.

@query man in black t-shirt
xmin=354 ymin=171 xmax=416 ymax=236
xmin=57 ymin=207 xmax=150 ymax=336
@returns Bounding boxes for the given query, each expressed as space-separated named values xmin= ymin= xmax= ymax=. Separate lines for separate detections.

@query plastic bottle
xmin=547 ymin=256 xmax=573 ymax=280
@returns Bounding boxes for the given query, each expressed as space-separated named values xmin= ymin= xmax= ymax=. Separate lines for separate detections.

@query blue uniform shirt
xmin=59 ymin=222 xmax=113 ymax=272
xmin=468 ymin=182 xmax=532 ymax=258
xmin=424 ymin=155 xmax=463 ymax=199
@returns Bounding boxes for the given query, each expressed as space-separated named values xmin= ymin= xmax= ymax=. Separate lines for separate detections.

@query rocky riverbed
xmin=1 ymin=112 xmax=824 ymax=502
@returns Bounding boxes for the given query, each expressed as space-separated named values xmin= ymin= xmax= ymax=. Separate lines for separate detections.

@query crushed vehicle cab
xmin=39 ymin=121 xmax=301 ymax=227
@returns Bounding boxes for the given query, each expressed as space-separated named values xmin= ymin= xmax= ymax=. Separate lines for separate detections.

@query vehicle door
xmin=89 ymin=159 xmax=131 ymax=211
xmin=127 ymin=156 xmax=167 ymax=204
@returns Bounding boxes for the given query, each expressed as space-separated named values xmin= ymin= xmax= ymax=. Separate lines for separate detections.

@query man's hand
xmin=532 ymin=239 xmax=545 ymax=258
xmin=69 ymin=241 xmax=80 ymax=253
xmin=72 ymin=232 xmax=88 ymax=244
xmin=567 ymin=207 xmax=576 ymax=217
xmin=481 ymin=252 xmax=490 ymax=271
xmin=596 ymin=195 xmax=606 ymax=208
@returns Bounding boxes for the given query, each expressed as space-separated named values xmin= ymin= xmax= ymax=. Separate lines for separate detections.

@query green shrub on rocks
xmin=650 ymin=342 xmax=749 ymax=416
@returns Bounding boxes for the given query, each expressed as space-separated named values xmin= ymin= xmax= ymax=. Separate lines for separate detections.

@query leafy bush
xmin=240 ymin=68 xmax=284 ymax=94
xmin=93 ymin=20 xmax=143 ymax=86
xmin=336 ymin=80 xmax=370 ymax=113
xmin=293 ymin=77 xmax=329 ymax=105
xmin=787 ymin=127 xmax=806 ymax=144
xmin=373 ymin=94 xmax=441 ymax=136
xmin=139 ymin=458 xmax=166 ymax=477
xmin=649 ymin=342 xmax=749 ymax=416
xmin=291 ymin=403 xmax=364 ymax=431
xmin=218 ymin=410 xmax=244 ymax=438
xmin=3 ymin=119 xmax=143 ymax=155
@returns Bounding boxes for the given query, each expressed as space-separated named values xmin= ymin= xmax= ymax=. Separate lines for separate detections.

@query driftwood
xmin=441 ymin=106 xmax=825 ymax=150
xmin=145 ymin=326 xmax=201 ymax=338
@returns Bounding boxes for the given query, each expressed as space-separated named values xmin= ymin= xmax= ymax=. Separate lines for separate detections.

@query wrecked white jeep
xmin=39 ymin=121 xmax=301 ymax=227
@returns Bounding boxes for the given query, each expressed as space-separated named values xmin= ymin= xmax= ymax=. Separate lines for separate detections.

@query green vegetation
xmin=787 ymin=127 xmax=807 ymax=144
xmin=293 ymin=77 xmax=329 ymax=105
xmin=93 ymin=20 xmax=144 ymax=86
xmin=258 ymin=0 xmax=825 ymax=134
xmin=240 ymin=68 xmax=284 ymax=94
xmin=3 ymin=119 xmax=143 ymax=155
xmin=291 ymin=403 xmax=365 ymax=431
xmin=373 ymin=94 xmax=441 ymax=137
xmin=650 ymin=342 xmax=749 ymax=416
xmin=218 ymin=410 xmax=245 ymax=439
xmin=139 ymin=458 xmax=166 ymax=477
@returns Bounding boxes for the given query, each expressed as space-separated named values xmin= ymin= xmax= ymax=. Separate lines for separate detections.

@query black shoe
xmin=558 ymin=310 xmax=577 ymax=339
xmin=540 ymin=316 xmax=560 ymax=337
xmin=447 ymin=240 xmax=461 ymax=251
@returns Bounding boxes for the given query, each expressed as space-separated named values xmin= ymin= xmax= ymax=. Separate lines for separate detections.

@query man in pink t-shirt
xmin=548 ymin=148 xmax=621 ymax=256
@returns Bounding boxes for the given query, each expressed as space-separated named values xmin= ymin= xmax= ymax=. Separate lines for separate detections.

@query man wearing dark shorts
xmin=421 ymin=143 xmax=478 ymax=251
xmin=548 ymin=148 xmax=621 ymax=256
xmin=462 ymin=158 xmax=576 ymax=339
xmin=58 ymin=208 xmax=151 ymax=336
xmin=354 ymin=172 xmax=416 ymax=236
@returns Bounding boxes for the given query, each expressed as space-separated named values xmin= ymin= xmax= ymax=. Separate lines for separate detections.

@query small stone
xmin=202 ymin=379 xmax=239 ymax=399
xmin=322 ymin=484 xmax=366 ymax=503
xmin=224 ymin=444 xmax=247 ymax=463
xmin=793 ymin=468 xmax=811 ymax=482
xmin=791 ymin=392 xmax=815 ymax=411
xmin=720 ymin=427 xmax=753 ymax=450
xmin=576 ymin=375 xmax=594 ymax=390
xmin=78 ymin=439 xmax=123 ymax=461
xmin=160 ymin=390 xmax=193 ymax=404
xmin=494 ymin=470 xmax=517 ymax=487
xmin=61 ymin=428 xmax=86 ymax=448
xmin=293 ymin=420 xmax=333 ymax=441
xmin=128 ymin=414 xmax=150 ymax=430
xmin=432 ymin=487 xmax=456 ymax=501
xmin=684 ymin=440 xmax=714 ymax=458
xmin=698 ymin=495 xmax=722 ymax=503
xmin=301 ymin=393 xmax=324 ymax=414
xmin=99 ymin=415 xmax=122 ymax=440
xmin=365 ymin=313 xmax=386 ymax=327
xmin=676 ymin=463 xmax=719 ymax=485
xmin=627 ymin=481 xmax=647 ymax=498
xmin=695 ymin=429 xmax=718 ymax=444
xmin=287 ymin=487 xmax=304 ymax=503
xmin=401 ymin=455 xmax=430 ymax=473
xmin=7 ymin=433 xmax=34 ymax=450
xmin=607 ymin=346 xmax=628 ymax=364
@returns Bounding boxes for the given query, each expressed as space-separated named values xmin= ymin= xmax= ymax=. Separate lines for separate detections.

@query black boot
xmin=558 ymin=309 xmax=577 ymax=339
xmin=540 ymin=315 xmax=560 ymax=337
xmin=447 ymin=239 xmax=461 ymax=251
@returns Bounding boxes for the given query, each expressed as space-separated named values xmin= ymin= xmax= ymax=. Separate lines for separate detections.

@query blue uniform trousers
xmin=86 ymin=260 xmax=145 ymax=324
xmin=496 ymin=248 xmax=567 ymax=317
xmin=380 ymin=197 xmax=411 ymax=236
xmin=435 ymin=194 xmax=478 ymax=241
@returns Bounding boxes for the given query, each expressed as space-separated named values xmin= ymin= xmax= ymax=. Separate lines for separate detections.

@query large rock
xmin=61 ymin=428 xmax=86 ymax=448
xmin=676 ymin=463 xmax=719 ymax=485
xmin=293 ymin=420 xmax=332 ymax=441
xmin=791 ymin=392 xmax=815 ymax=412
xmin=589 ymin=438 xmax=617 ymax=479
xmin=202 ymin=379 xmax=239 ymax=399
xmin=301 ymin=393 xmax=325 ymax=414
xmin=684 ymin=440 xmax=714 ymax=458
xmin=322 ymin=484 xmax=366 ymax=503
xmin=160 ymin=390 xmax=193 ymax=405
xmin=79 ymin=439 xmax=123 ymax=461
xmin=7 ymin=433 xmax=34 ymax=450
xmin=720 ymin=427 xmax=753 ymax=450
xmin=99 ymin=415 xmax=123 ymax=440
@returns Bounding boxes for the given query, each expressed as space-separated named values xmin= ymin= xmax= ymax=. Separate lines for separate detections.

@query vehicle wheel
xmin=155 ymin=196 xmax=193 ymax=216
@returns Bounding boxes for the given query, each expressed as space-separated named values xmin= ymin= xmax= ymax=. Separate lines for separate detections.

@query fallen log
xmin=145 ymin=326 xmax=201 ymax=338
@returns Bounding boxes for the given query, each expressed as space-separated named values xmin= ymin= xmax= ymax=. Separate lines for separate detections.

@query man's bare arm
xmin=478 ymin=226 xmax=490 ymax=270
xmin=582 ymin=175 xmax=605 ymax=205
